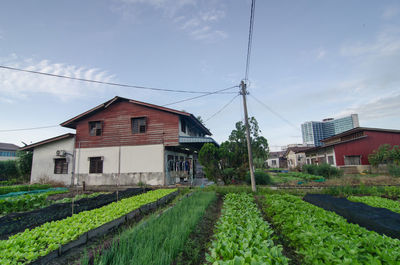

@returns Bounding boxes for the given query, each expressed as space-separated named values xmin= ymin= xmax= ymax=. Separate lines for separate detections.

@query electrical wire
xmin=244 ymin=0 xmax=256 ymax=82
xmin=0 ymin=125 xmax=60 ymax=132
xmin=205 ymin=94 xmax=240 ymax=122
xmin=0 ymin=65 xmax=236 ymax=95
xmin=162 ymin=85 xmax=239 ymax=107
xmin=249 ymin=94 xmax=300 ymax=131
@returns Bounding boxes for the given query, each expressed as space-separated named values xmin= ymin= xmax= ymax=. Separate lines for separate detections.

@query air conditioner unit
xmin=56 ymin=150 xmax=66 ymax=157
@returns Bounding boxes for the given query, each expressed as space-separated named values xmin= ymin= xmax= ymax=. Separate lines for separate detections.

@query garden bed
xmin=0 ymin=189 xmax=177 ymax=264
xmin=303 ymin=193 xmax=400 ymax=239
xmin=0 ymin=187 xmax=150 ymax=239
xmin=172 ymin=193 xmax=223 ymax=265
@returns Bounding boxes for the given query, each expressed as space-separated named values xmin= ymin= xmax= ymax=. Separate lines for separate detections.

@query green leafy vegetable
xmin=263 ymin=194 xmax=400 ymax=264
xmin=348 ymin=196 xmax=400 ymax=214
xmin=206 ymin=193 xmax=289 ymax=264
xmin=0 ymin=188 xmax=176 ymax=265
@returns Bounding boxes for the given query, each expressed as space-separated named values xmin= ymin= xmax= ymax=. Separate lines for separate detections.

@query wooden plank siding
xmin=75 ymin=101 xmax=180 ymax=148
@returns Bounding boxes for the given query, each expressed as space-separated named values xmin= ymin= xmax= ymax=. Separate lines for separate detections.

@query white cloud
xmin=0 ymin=55 xmax=115 ymax=102
xmin=337 ymin=92 xmax=400 ymax=121
xmin=382 ymin=6 xmax=399 ymax=19
xmin=114 ymin=0 xmax=227 ymax=42
xmin=340 ymin=28 xmax=400 ymax=57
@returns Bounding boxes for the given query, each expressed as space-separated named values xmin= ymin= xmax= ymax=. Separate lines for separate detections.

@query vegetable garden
xmin=1 ymin=184 xmax=400 ymax=264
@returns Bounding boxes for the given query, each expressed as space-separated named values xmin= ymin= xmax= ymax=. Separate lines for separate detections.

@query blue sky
xmin=1 ymin=0 xmax=400 ymax=151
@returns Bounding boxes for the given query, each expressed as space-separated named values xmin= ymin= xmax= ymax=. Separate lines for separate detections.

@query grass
xmin=89 ymin=191 xmax=216 ymax=265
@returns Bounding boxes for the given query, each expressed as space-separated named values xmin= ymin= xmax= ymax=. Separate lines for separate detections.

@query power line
xmin=206 ymin=94 xmax=240 ymax=122
xmin=244 ymin=0 xmax=256 ymax=82
xmin=0 ymin=125 xmax=60 ymax=133
xmin=0 ymin=65 xmax=236 ymax=95
xmin=249 ymin=94 xmax=300 ymax=131
xmin=162 ymin=85 xmax=239 ymax=107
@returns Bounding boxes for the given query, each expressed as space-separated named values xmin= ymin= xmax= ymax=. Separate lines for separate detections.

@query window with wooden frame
xmin=132 ymin=117 xmax=147 ymax=134
xmin=89 ymin=121 xmax=103 ymax=136
xmin=54 ymin=158 xmax=68 ymax=174
xmin=181 ymin=119 xmax=186 ymax=133
xmin=89 ymin=157 xmax=103 ymax=173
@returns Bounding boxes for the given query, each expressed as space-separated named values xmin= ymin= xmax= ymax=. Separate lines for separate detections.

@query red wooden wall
xmin=75 ymin=101 xmax=180 ymax=148
xmin=334 ymin=131 xmax=400 ymax=166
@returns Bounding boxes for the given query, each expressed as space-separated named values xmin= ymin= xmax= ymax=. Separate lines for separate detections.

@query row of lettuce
xmin=0 ymin=189 xmax=108 ymax=215
xmin=207 ymin=193 xmax=288 ymax=264
xmin=264 ymin=194 xmax=400 ymax=264
xmin=207 ymin=192 xmax=400 ymax=264
xmin=0 ymin=188 xmax=177 ymax=264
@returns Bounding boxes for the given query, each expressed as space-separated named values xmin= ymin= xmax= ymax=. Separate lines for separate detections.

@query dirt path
xmin=172 ymin=194 xmax=223 ymax=265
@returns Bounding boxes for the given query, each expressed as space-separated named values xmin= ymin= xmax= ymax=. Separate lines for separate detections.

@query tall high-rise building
xmin=301 ymin=114 xmax=359 ymax=146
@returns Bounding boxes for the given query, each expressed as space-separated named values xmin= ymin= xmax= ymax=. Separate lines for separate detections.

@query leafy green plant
xmin=245 ymin=169 xmax=271 ymax=185
xmin=263 ymin=194 xmax=400 ymax=264
xmin=0 ymin=189 xmax=176 ymax=264
xmin=0 ymin=184 xmax=51 ymax=195
xmin=302 ymin=164 xmax=343 ymax=178
xmin=206 ymin=193 xmax=289 ymax=264
xmin=388 ymin=164 xmax=400 ymax=177
xmin=348 ymin=196 xmax=400 ymax=214
xmin=91 ymin=191 xmax=216 ymax=265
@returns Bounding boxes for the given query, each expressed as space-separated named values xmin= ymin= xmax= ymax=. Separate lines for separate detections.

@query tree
xmin=368 ymin=144 xmax=393 ymax=167
xmin=198 ymin=143 xmax=220 ymax=183
xmin=198 ymin=117 xmax=269 ymax=183
xmin=222 ymin=117 xmax=269 ymax=176
xmin=17 ymin=150 xmax=33 ymax=181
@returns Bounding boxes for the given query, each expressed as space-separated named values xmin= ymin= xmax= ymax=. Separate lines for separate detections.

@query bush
xmin=302 ymin=163 xmax=343 ymax=178
xmin=246 ymin=169 xmax=271 ymax=185
xmin=388 ymin=164 xmax=400 ymax=177
xmin=0 ymin=160 xmax=19 ymax=181
xmin=221 ymin=168 xmax=236 ymax=184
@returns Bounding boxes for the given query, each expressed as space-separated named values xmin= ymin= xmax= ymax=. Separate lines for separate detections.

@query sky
xmin=1 ymin=0 xmax=400 ymax=151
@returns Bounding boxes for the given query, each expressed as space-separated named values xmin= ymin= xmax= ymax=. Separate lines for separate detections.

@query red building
xmin=304 ymin=127 xmax=400 ymax=173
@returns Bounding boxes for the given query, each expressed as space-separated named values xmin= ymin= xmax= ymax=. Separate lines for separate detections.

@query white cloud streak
xmin=0 ymin=55 xmax=115 ymax=102
xmin=337 ymin=92 xmax=400 ymax=121
xmin=114 ymin=0 xmax=227 ymax=42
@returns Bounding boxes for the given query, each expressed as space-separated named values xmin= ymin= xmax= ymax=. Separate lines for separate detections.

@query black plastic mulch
xmin=303 ymin=194 xmax=400 ymax=240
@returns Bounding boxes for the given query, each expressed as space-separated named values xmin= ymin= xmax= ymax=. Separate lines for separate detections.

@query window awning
xmin=178 ymin=136 xmax=219 ymax=147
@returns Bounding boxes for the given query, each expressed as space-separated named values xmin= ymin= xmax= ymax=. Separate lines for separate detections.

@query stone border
xmin=30 ymin=190 xmax=179 ymax=265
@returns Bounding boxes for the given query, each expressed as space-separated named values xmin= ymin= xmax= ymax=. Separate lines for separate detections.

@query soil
xmin=172 ymin=194 xmax=223 ymax=265
xmin=254 ymin=195 xmax=302 ymax=265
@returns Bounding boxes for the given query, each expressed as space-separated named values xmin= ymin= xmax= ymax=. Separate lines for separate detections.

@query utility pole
xmin=240 ymin=80 xmax=256 ymax=192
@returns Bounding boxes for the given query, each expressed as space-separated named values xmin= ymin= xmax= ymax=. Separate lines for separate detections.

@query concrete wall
xmin=306 ymin=147 xmax=336 ymax=166
xmin=267 ymin=158 xmax=279 ymax=168
xmin=31 ymin=137 xmax=75 ymax=186
xmin=75 ymin=144 xmax=165 ymax=186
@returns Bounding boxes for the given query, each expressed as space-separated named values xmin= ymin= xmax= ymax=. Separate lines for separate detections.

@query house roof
xmin=60 ymin=96 xmax=211 ymax=135
xmin=285 ymin=146 xmax=313 ymax=155
xmin=19 ymin=133 xmax=75 ymax=151
xmin=268 ymin=151 xmax=286 ymax=159
xmin=321 ymin=127 xmax=400 ymax=142
xmin=0 ymin=143 xmax=20 ymax=151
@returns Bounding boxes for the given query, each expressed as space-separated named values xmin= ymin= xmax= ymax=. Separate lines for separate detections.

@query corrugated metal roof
xmin=19 ymin=133 xmax=75 ymax=151
xmin=179 ymin=136 xmax=218 ymax=145
xmin=0 ymin=143 xmax=20 ymax=151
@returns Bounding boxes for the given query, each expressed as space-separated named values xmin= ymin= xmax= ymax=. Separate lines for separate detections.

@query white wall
xmin=75 ymin=144 xmax=164 ymax=174
xmin=31 ymin=137 xmax=75 ymax=185
xmin=75 ymin=144 xmax=165 ymax=186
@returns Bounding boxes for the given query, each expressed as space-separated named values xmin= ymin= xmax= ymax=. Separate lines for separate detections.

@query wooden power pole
xmin=240 ymin=80 xmax=256 ymax=192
